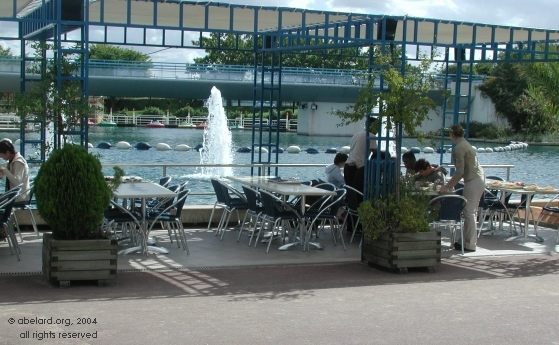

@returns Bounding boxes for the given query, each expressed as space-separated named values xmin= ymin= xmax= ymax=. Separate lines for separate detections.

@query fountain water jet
xmin=199 ymin=87 xmax=234 ymax=176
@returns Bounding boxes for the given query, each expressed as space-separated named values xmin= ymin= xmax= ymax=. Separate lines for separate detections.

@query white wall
xmin=297 ymin=102 xmax=364 ymax=136
xmin=297 ymin=85 xmax=504 ymax=136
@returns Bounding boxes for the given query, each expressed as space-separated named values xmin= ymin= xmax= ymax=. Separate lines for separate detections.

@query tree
xmin=192 ymin=33 xmax=369 ymax=69
xmin=0 ymin=45 xmax=13 ymax=57
xmin=517 ymin=58 xmax=559 ymax=134
xmin=89 ymin=44 xmax=151 ymax=62
xmin=332 ymin=47 xmax=447 ymax=138
xmin=89 ymin=44 xmax=151 ymax=111
xmin=14 ymin=41 xmax=91 ymax=157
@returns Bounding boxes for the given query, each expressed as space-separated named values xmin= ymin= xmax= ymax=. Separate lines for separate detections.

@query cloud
xmin=1 ymin=0 xmax=559 ymax=63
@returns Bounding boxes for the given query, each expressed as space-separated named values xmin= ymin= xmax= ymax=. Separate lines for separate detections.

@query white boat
xmin=178 ymin=121 xmax=196 ymax=128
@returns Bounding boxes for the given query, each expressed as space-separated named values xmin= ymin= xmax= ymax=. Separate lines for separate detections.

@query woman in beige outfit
xmin=438 ymin=125 xmax=485 ymax=252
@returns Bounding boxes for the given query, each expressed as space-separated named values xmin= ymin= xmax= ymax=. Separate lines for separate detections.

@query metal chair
xmin=477 ymin=176 xmax=511 ymax=236
xmin=257 ymin=190 xmax=303 ymax=253
xmin=0 ymin=188 xmax=23 ymax=261
xmin=238 ymin=186 xmax=265 ymax=246
xmin=341 ymin=184 xmax=364 ymax=244
xmin=12 ymin=184 xmax=39 ymax=240
xmin=304 ymin=188 xmax=347 ymax=251
xmin=103 ymin=199 xmax=143 ymax=247
xmin=209 ymin=179 xmax=249 ymax=240
xmin=429 ymin=194 xmax=467 ymax=254
xmin=146 ymin=189 xmax=191 ymax=253
xmin=535 ymin=194 xmax=559 ymax=244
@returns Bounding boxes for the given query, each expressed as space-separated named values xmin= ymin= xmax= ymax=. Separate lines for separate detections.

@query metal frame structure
xmin=2 ymin=0 xmax=559 ymax=190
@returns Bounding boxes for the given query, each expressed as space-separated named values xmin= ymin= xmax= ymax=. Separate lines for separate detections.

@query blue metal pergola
xmin=2 ymin=0 xmax=559 ymax=195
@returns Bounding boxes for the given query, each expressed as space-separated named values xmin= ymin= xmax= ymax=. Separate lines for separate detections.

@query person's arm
xmin=335 ymin=168 xmax=346 ymax=188
xmin=3 ymin=161 xmax=26 ymax=188
xmin=439 ymin=145 xmax=464 ymax=193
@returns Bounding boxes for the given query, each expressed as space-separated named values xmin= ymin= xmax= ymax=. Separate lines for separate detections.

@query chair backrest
xmin=173 ymin=189 xmax=190 ymax=218
xmin=159 ymin=176 xmax=172 ymax=187
xmin=0 ymin=188 xmax=20 ymax=223
xmin=430 ymin=195 xmax=467 ymax=222
xmin=219 ymin=180 xmax=247 ymax=205
xmin=319 ymin=188 xmax=346 ymax=217
xmin=211 ymin=178 xmax=228 ymax=204
xmin=260 ymin=189 xmax=292 ymax=218
xmin=315 ymin=182 xmax=336 ymax=191
xmin=242 ymin=186 xmax=261 ymax=211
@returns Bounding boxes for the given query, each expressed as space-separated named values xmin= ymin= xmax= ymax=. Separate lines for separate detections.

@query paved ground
xmin=1 ymin=225 xmax=559 ymax=344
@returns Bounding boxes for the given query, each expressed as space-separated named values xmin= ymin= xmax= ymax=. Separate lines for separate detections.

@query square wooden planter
xmin=362 ymin=231 xmax=441 ymax=273
xmin=42 ymin=233 xmax=118 ymax=287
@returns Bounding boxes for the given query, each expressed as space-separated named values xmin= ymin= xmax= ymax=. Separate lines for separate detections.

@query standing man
xmin=439 ymin=124 xmax=485 ymax=252
xmin=344 ymin=128 xmax=378 ymax=190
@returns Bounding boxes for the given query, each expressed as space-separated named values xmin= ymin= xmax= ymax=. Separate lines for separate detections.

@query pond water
xmin=2 ymin=126 xmax=557 ymax=204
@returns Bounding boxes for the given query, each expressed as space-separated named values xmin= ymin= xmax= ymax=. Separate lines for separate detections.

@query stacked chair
xmin=429 ymin=194 xmax=468 ymax=254
xmin=303 ymin=188 xmax=347 ymax=251
xmin=0 ymin=187 xmax=22 ymax=261
xmin=208 ymin=179 xmax=249 ymax=240
xmin=257 ymin=190 xmax=303 ymax=253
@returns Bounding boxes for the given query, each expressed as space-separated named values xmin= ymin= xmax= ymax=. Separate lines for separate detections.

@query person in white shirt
xmin=343 ymin=130 xmax=378 ymax=189
xmin=324 ymin=153 xmax=347 ymax=188
xmin=0 ymin=140 xmax=30 ymax=202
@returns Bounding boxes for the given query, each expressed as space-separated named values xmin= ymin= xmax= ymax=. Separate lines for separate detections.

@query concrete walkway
xmin=1 ymin=224 xmax=559 ymax=344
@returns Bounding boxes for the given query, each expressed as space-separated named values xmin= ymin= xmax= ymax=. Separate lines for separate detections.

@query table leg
xmin=506 ymin=192 xmax=544 ymax=242
xmin=118 ymin=197 xmax=170 ymax=256
xmin=278 ymin=195 xmax=306 ymax=251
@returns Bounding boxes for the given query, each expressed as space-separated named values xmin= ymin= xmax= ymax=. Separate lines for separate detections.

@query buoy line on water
xmin=17 ymin=139 xmax=529 ymax=153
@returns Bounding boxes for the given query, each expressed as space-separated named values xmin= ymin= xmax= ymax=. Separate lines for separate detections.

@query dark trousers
xmin=344 ymin=163 xmax=357 ymax=188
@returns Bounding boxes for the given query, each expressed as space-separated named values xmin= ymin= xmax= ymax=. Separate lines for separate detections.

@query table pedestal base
xmin=118 ymin=246 xmax=170 ymax=255
xmin=506 ymin=234 xmax=544 ymax=242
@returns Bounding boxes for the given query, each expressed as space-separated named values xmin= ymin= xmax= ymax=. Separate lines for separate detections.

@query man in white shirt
xmin=343 ymin=130 xmax=378 ymax=188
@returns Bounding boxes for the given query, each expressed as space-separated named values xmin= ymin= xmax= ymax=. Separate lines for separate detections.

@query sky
xmin=1 ymin=0 xmax=559 ymax=64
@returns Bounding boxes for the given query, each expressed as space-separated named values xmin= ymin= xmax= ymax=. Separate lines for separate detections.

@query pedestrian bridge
xmin=0 ymin=58 xmax=462 ymax=102
xmin=0 ymin=58 xmax=367 ymax=102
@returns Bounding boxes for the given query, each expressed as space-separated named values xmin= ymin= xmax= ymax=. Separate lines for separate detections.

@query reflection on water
xmin=5 ymin=127 xmax=558 ymax=203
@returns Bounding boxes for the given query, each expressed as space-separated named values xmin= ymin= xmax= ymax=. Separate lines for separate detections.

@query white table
xmin=487 ymin=185 xmax=559 ymax=242
xmin=225 ymin=176 xmax=336 ymax=251
xmin=113 ymin=182 xmax=177 ymax=256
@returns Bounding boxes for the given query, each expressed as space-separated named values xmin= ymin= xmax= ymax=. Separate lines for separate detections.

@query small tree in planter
xmin=358 ymin=183 xmax=440 ymax=273
xmin=332 ymin=47 xmax=448 ymax=272
xmin=36 ymin=144 xmax=119 ymax=286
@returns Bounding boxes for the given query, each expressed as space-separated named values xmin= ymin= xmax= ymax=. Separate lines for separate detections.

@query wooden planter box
xmin=42 ymin=233 xmax=118 ymax=287
xmin=362 ymin=231 xmax=441 ymax=273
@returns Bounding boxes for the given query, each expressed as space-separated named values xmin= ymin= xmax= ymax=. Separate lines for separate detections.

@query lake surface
xmin=2 ymin=126 xmax=557 ymax=203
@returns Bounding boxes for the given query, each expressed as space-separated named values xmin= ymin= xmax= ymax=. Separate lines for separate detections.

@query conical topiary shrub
xmin=34 ymin=145 xmax=112 ymax=240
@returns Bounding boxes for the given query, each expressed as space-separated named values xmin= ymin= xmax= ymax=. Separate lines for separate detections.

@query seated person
xmin=325 ymin=152 xmax=347 ymax=188
xmin=402 ymin=151 xmax=416 ymax=176
xmin=413 ymin=158 xmax=448 ymax=184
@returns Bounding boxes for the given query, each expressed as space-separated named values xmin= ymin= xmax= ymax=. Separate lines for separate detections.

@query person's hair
xmin=450 ymin=124 xmax=465 ymax=137
xmin=402 ymin=151 xmax=416 ymax=162
xmin=0 ymin=140 xmax=16 ymax=155
xmin=334 ymin=152 xmax=348 ymax=165
xmin=414 ymin=158 xmax=431 ymax=172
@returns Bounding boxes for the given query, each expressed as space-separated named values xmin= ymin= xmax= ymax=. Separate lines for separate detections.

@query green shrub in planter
xmin=34 ymin=145 xmax=112 ymax=240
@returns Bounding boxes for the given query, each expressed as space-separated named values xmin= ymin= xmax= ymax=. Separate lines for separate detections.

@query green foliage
xmin=108 ymin=166 xmax=125 ymax=193
xmin=13 ymin=41 xmax=91 ymax=155
xmin=331 ymin=47 xmax=448 ymax=138
xmin=174 ymin=106 xmax=193 ymax=117
xmin=0 ymin=45 xmax=13 ymax=57
xmin=460 ymin=121 xmax=512 ymax=139
xmin=192 ymin=33 xmax=369 ymax=69
xmin=141 ymin=106 xmax=165 ymax=115
xmin=34 ymin=145 xmax=112 ymax=240
xmin=90 ymin=44 xmax=151 ymax=63
xmin=477 ymin=44 xmax=559 ymax=136
xmin=358 ymin=183 xmax=438 ymax=241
